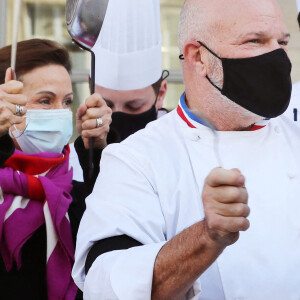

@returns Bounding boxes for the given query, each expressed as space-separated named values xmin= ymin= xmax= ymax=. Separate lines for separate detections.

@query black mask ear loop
xmin=179 ymin=42 xmax=223 ymax=92
xmin=197 ymin=41 xmax=223 ymax=92
xmin=153 ymin=92 xmax=159 ymax=107
xmin=153 ymin=70 xmax=170 ymax=106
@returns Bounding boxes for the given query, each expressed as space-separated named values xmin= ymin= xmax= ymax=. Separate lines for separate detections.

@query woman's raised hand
xmin=0 ymin=68 xmax=27 ymax=138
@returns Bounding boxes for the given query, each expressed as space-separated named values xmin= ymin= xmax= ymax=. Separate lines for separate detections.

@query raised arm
xmin=0 ymin=68 xmax=27 ymax=165
xmin=152 ymin=168 xmax=249 ymax=300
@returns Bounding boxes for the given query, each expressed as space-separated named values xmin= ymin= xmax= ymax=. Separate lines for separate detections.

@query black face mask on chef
xmin=110 ymin=100 xmax=158 ymax=142
xmin=180 ymin=41 xmax=292 ymax=118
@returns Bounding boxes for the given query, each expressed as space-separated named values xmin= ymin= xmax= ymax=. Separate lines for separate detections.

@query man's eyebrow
xmin=282 ymin=33 xmax=291 ymax=39
xmin=103 ymin=98 xmax=145 ymax=103
xmin=125 ymin=99 xmax=146 ymax=104
xmin=236 ymin=31 xmax=290 ymax=40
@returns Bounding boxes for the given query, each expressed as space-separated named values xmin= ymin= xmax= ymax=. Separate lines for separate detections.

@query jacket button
xmin=287 ymin=172 xmax=297 ymax=179
xmin=274 ymin=126 xmax=280 ymax=133
xmin=191 ymin=133 xmax=200 ymax=141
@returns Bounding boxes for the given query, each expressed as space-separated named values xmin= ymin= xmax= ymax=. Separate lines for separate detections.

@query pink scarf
xmin=0 ymin=145 xmax=77 ymax=300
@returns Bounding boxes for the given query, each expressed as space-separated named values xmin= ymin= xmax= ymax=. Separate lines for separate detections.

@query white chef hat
xmin=92 ymin=0 xmax=162 ymax=91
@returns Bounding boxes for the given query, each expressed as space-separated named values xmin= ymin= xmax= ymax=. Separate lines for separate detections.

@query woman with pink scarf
xmin=0 ymin=39 xmax=112 ymax=300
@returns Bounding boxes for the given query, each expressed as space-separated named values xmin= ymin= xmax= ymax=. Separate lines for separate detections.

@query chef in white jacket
xmin=73 ymin=0 xmax=300 ymax=299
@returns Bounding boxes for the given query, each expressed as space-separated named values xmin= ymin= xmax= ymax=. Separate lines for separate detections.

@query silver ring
xmin=15 ymin=105 xmax=24 ymax=115
xmin=96 ymin=117 xmax=103 ymax=128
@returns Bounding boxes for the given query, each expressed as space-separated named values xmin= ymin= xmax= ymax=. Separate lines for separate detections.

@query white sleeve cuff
xmin=83 ymin=242 xmax=166 ymax=300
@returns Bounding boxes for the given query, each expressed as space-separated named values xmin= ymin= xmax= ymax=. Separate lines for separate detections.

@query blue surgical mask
xmin=10 ymin=109 xmax=73 ymax=154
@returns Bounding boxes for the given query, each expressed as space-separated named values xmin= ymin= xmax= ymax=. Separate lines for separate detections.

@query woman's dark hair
xmin=0 ymin=39 xmax=72 ymax=84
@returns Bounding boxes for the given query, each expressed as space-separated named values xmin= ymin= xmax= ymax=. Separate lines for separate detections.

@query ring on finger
xmin=15 ymin=105 xmax=24 ymax=115
xmin=96 ymin=117 xmax=103 ymax=128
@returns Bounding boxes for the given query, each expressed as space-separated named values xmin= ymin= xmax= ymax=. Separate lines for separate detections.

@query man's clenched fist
xmin=202 ymin=167 xmax=250 ymax=247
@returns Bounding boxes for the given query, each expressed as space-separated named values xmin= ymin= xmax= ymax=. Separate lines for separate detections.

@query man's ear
xmin=155 ymin=79 xmax=167 ymax=110
xmin=183 ymin=41 xmax=207 ymax=77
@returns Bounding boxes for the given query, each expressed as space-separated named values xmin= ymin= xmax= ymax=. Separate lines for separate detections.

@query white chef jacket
xmin=73 ymin=93 xmax=300 ymax=300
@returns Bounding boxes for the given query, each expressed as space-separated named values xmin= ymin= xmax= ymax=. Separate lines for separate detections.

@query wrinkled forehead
xmin=205 ymin=0 xmax=287 ymax=41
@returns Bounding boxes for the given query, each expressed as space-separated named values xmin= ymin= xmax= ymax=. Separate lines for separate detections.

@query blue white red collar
xmin=177 ymin=92 xmax=269 ymax=131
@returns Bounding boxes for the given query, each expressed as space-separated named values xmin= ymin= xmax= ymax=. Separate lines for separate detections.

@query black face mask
xmin=110 ymin=104 xmax=157 ymax=142
xmin=197 ymin=41 xmax=292 ymax=118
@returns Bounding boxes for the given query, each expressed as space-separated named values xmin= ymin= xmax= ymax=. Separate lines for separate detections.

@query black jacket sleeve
xmin=69 ymin=131 xmax=119 ymax=246
xmin=85 ymin=235 xmax=142 ymax=275
xmin=0 ymin=134 xmax=15 ymax=167
xmin=74 ymin=130 xmax=120 ymax=194
xmin=69 ymin=136 xmax=103 ymax=246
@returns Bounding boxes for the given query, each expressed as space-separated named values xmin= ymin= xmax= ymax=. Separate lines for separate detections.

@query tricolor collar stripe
xmin=177 ymin=105 xmax=196 ymax=128
xmin=251 ymin=125 xmax=266 ymax=131
xmin=179 ymin=93 xmax=207 ymax=126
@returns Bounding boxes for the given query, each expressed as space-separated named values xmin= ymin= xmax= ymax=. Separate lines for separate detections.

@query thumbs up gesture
xmin=0 ymin=68 xmax=27 ymax=138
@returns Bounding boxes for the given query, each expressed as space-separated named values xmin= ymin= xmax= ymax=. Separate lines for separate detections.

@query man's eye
xmin=247 ymin=39 xmax=260 ymax=44
xmin=127 ymin=105 xmax=142 ymax=112
xmin=104 ymin=101 xmax=114 ymax=109
xmin=278 ymin=40 xmax=288 ymax=46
